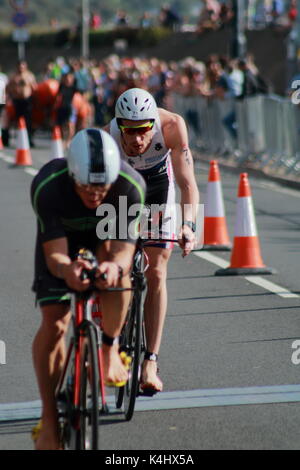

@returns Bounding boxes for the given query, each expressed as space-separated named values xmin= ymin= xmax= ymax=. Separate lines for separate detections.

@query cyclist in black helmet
xmin=31 ymin=128 xmax=145 ymax=450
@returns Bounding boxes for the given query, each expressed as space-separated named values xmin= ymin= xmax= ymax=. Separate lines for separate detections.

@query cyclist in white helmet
xmin=30 ymin=128 xmax=146 ymax=449
xmin=104 ymin=88 xmax=200 ymax=394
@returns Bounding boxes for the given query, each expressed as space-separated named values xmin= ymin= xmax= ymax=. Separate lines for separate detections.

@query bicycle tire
xmin=55 ymin=335 xmax=77 ymax=450
xmin=115 ymin=377 xmax=124 ymax=409
xmin=123 ymin=288 xmax=143 ymax=421
xmin=115 ymin=247 xmax=145 ymax=418
xmin=76 ymin=322 xmax=99 ymax=450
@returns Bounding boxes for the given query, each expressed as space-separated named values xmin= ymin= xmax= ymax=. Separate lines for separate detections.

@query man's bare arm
xmin=163 ymin=111 xmax=200 ymax=221
xmin=43 ymin=237 xmax=91 ymax=291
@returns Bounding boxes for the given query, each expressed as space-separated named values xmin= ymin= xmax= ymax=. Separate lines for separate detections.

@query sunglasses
xmin=75 ymin=181 xmax=109 ymax=194
xmin=119 ymin=121 xmax=154 ymax=135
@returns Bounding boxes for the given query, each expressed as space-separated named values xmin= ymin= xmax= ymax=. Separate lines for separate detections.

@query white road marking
xmin=192 ymin=251 xmax=299 ymax=298
xmin=1 ymin=384 xmax=300 ymax=421
xmin=0 ymin=155 xmax=38 ymax=176
xmin=0 ymin=154 xmax=14 ymax=164
xmin=193 ymin=251 xmax=229 ymax=269
xmin=244 ymin=276 xmax=300 ymax=299
xmin=24 ymin=167 xmax=38 ymax=177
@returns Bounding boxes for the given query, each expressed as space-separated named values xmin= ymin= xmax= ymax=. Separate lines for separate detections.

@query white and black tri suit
xmin=109 ymin=113 xmax=176 ymax=247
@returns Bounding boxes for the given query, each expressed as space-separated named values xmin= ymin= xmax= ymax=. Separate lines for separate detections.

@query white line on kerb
xmin=193 ymin=251 xmax=299 ymax=299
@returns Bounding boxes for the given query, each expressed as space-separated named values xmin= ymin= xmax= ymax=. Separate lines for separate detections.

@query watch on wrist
xmin=182 ymin=220 xmax=196 ymax=233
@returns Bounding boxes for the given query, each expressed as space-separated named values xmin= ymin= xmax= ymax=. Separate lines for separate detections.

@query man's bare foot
xmin=140 ymin=359 xmax=163 ymax=392
xmin=33 ymin=425 xmax=62 ymax=451
xmin=102 ymin=343 xmax=129 ymax=386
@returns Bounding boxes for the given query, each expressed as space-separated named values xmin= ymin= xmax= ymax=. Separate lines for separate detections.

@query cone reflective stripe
xmin=15 ymin=117 xmax=32 ymax=166
xmin=215 ymin=173 xmax=275 ymax=275
xmin=50 ymin=126 xmax=64 ymax=159
xmin=202 ymin=160 xmax=231 ymax=251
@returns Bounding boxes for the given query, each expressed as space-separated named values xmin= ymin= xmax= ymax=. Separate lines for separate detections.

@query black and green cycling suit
xmin=31 ymin=158 xmax=145 ymax=306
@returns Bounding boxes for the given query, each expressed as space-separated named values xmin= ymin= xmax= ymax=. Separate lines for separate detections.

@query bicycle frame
xmin=56 ymin=301 xmax=95 ymax=398
xmin=55 ymin=290 xmax=106 ymax=450
xmin=73 ymin=296 xmax=106 ymax=412
xmin=115 ymin=236 xmax=179 ymax=418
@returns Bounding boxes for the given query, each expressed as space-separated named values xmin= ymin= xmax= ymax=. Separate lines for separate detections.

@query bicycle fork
xmin=90 ymin=295 xmax=109 ymax=414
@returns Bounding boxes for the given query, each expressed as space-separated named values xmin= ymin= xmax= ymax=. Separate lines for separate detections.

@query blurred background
xmin=0 ymin=0 xmax=299 ymax=93
xmin=1 ymin=0 xmax=300 ymax=182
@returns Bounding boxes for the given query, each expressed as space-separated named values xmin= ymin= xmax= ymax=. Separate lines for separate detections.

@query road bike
xmin=55 ymin=249 xmax=131 ymax=450
xmin=115 ymin=236 xmax=179 ymax=421
xmin=114 ymin=237 xmax=148 ymax=421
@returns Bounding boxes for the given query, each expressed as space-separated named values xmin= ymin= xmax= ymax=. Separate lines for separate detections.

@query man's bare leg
xmin=97 ymin=241 xmax=135 ymax=385
xmin=100 ymin=274 xmax=132 ymax=385
xmin=142 ymin=247 xmax=172 ymax=391
xmin=32 ymin=304 xmax=71 ymax=450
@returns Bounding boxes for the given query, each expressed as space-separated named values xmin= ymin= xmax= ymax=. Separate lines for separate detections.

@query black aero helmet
xmin=68 ymin=128 xmax=121 ymax=185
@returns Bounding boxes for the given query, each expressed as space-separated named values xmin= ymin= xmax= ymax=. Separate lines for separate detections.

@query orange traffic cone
xmin=50 ymin=126 xmax=64 ymax=159
xmin=15 ymin=117 xmax=32 ymax=166
xmin=215 ymin=173 xmax=275 ymax=275
xmin=202 ymin=160 xmax=231 ymax=251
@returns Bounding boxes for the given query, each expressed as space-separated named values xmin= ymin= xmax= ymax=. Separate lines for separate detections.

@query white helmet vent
xmin=115 ymin=88 xmax=158 ymax=121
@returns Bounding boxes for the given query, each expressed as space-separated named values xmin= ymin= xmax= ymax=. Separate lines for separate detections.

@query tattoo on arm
xmin=182 ymin=147 xmax=191 ymax=165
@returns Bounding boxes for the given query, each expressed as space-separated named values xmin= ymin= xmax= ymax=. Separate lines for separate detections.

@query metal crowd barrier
xmin=171 ymin=93 xmax=300 ymax=178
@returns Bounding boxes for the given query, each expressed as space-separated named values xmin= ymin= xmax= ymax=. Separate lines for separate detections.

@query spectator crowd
xmin=196 ymin=0 xmax=298 ymax=33
xmin=0 ymin=52 xmax=271 ymax=149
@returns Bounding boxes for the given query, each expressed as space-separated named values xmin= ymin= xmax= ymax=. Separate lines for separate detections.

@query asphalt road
xmin=0 ymin=133 xmax=300 ymax=452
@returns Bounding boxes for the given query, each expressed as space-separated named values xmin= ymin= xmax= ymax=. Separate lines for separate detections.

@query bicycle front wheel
xmin=77 ymin=322 xmax=99 ymax=450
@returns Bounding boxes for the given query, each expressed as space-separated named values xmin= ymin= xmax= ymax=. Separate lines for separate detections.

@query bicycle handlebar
xmin=74 ymin=234 xmax=187 ymax=296
xmin=137 ymin=236 xmax=185 ymax=248
xmin=80 ymin=267 xmax=107 ymax=282
xmin=76 ymin=269 xmax=132 ymax=295
xmin=76 ymin=249 xmax=131 ymax=294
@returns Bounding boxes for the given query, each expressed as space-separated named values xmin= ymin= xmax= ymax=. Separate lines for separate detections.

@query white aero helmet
xmin=115 ymin=87 xmax=158 ymax=121
xmin=68 ymin=128 xmax=121 ymax=185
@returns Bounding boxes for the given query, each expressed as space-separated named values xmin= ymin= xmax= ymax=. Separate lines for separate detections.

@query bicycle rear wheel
xmin=77 ymin=322 xmax=99 ymax=450
xmin=118 ymin=288 xmax=143 ymax=421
